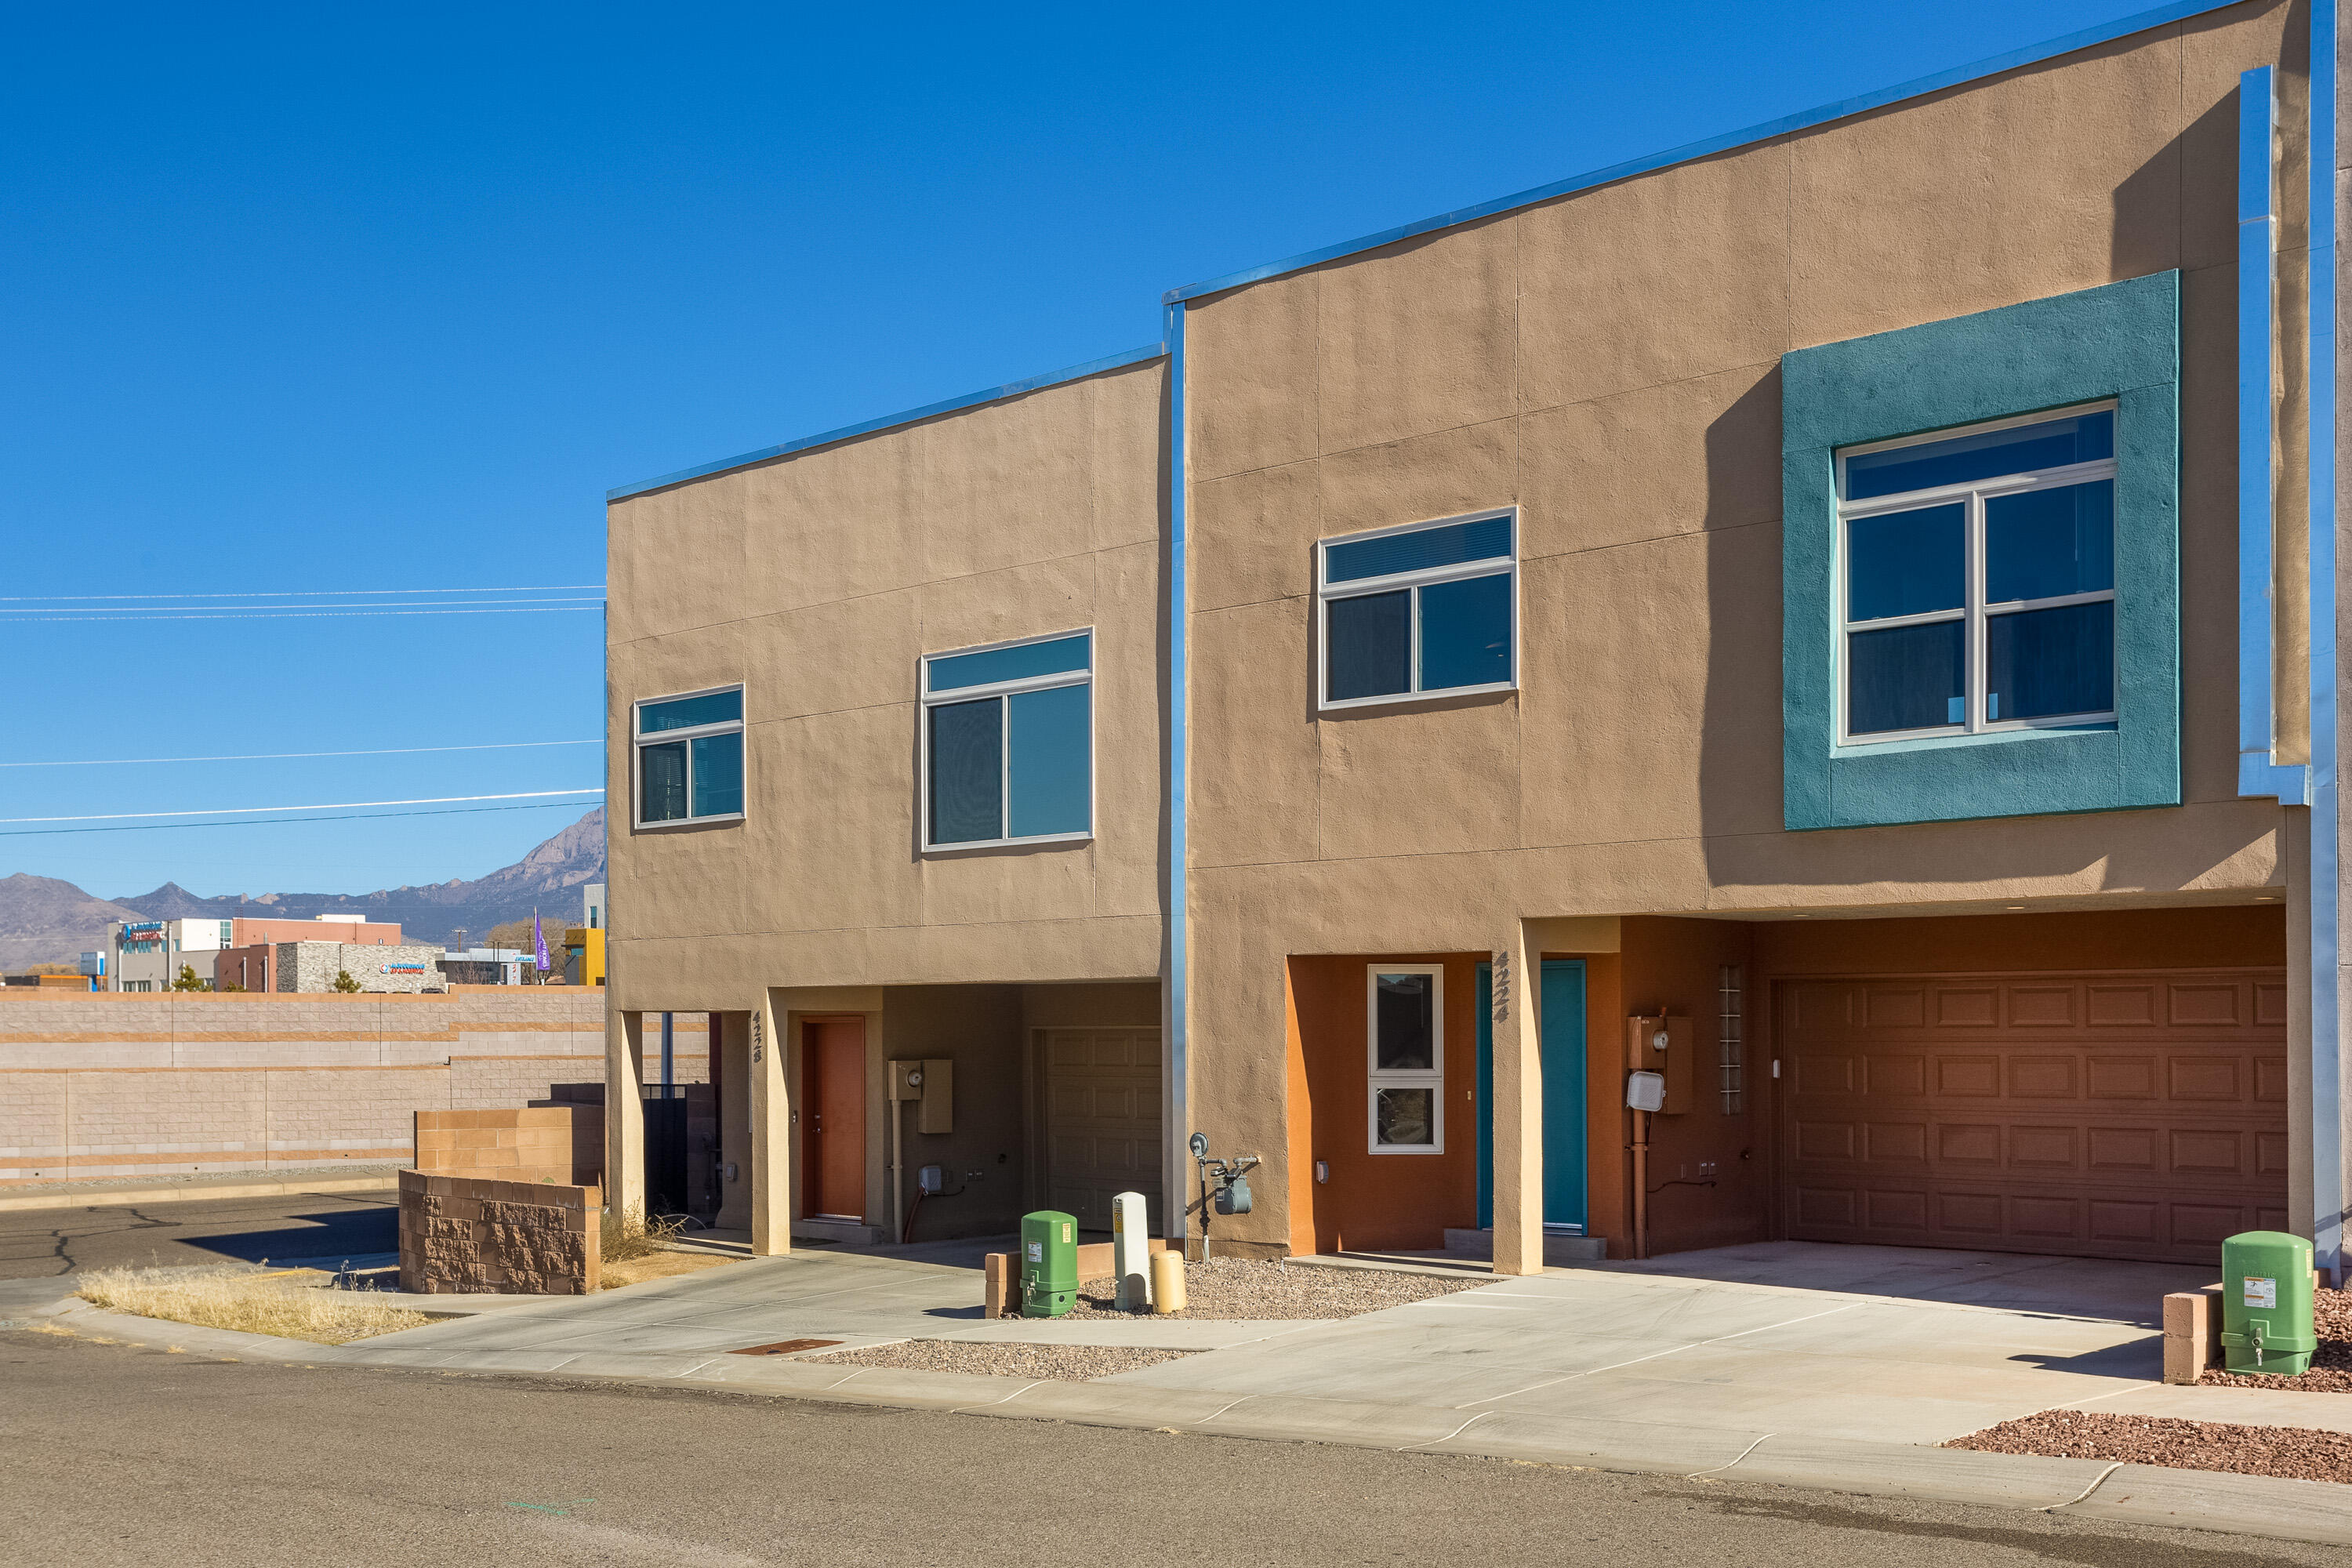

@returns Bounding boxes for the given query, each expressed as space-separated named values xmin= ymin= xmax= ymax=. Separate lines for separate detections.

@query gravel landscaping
xmin=1064 ymin=1257 xmax=1488 ymax=1320
xmin=1948 ymin=1409 xmax=2352 ymax=1486
xmin=802 ymin=1341 xmax=1196 ymax=1381
xmin=2201 ymin=1286 xmax=2352 ymax=1392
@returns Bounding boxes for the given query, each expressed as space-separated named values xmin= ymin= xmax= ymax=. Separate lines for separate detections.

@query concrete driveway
xmin=339 ymin=1236 xmax=2330 ymax=1445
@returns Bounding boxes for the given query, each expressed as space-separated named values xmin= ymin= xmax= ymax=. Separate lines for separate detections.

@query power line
xmin=0 ymin=739 xmax=602 ymax=769
xmin=0 ymin=788 xmax=604 ymax=825
xmin=2 ymin=605 xmax=604 ymax=623
xmin=0 ymin=597 xmax=604 ymax=615
xmin=0 ymin=800 xmax=601 ymax=838
xmin=0 ymin=584 xmax=606 ymax=602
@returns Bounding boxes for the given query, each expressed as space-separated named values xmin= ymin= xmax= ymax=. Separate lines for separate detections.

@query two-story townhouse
xmin=606 ymin=0 xmax=2352 ymax=1282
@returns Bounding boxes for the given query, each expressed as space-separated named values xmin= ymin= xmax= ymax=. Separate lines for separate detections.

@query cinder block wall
xmin=0 ymin=990 xmax=699 ymax=1185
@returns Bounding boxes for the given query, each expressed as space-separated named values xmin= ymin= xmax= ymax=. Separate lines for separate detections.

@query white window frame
xmin=1835 ymin=402 xmax=2119 ymax=746
xmin=1316 ymin=507 xmax=1519 ymax=714
xmin=632 ymin=682 xmax=746 ymax=829
xmin=1366 ymin=964 xmax=1444 ymax=1155
xmin=918 ymin=627 xmax=1094 ymax=854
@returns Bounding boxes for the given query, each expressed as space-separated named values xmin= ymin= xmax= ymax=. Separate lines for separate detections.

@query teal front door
xmin=1479 ymin=958 xmax=1588 ymax=1231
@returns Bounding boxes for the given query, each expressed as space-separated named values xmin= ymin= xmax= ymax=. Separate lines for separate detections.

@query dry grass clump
xmin=600 ymin=1210 xmax=685 ymax=1265
xmin=598 ymin=1250 xmax=738 ymax=1291
xmin=78 ymin=1266 xmax=430 ymax=1345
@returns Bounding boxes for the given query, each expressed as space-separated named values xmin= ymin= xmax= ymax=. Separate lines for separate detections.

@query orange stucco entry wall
xmin=1281 ymin=905 xmax=2288 ymax=1261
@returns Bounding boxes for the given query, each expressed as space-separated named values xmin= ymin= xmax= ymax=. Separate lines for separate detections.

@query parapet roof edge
xmin=607 ymin=341 xmax=1166 ymax=502
xmin=1162 ymin=0 xmax=2239 ymax=305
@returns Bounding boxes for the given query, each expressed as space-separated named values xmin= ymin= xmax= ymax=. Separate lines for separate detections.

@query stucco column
xmin=1490 ymin=921 xmax=1544 ymax=1276
xmin=605 ymin=1009 xmax=645 ymax=1225
xmin=747 ymin=989 xmax=792 ymax=1256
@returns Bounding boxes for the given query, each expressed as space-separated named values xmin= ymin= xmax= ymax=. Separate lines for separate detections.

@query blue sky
xmin=2 ymin=0 xmax=2165 ymax=899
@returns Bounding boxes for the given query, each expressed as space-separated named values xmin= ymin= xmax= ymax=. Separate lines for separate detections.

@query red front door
xmin=804 ymin=1018 xmax=866 ymax=1219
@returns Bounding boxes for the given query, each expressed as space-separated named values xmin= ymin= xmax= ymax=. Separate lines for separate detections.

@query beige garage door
xmin=1043 ymin=1027 xmax=1162 ymax=1231
xmin=1779 ymin=970 xmax=2288 ymax=1265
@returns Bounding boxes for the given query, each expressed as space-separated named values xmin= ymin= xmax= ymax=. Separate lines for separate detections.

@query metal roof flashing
xmin=605 ymin=342 xmax=1165 ymax=503
xmin=1161 ymin=0 xmax=2243 ymax=305
xmin=608 ymin=0 xmax=2249 ymax=504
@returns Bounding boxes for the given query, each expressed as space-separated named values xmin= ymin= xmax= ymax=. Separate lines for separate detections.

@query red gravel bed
xmin=2201 ymin=1287 xmax=2352 ymax=1392
xmin=1949 ymin=1409 xmax=2352 ymax=1485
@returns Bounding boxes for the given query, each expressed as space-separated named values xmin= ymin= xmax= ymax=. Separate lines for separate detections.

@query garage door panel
xmin=2087 ymin=1056 xmax=2158 ymax=1098
xmin=1936 ymin=989 xmax=1999 ymax=1027
xmin=1866 ymin=1056 xmax=1926 ymax=1095
xmin=2008 ymin=1057 xmax=2075 ymax=1098
xmin=2169 ymin=1058 xmax=2243 ymax=1101
xmin=2086 ymin=985 xmax=2159 ymax=1026
xmin=2256 ymin=984 xmax=2289 ymax=1025
xmin=1782 ymin=966 xmax=2285 ymax=1265
xmin=1866 ymin=988 xmax=1928 ymax=1029
xmin=2007 ymin=986 xmax=2077 ymax=1026
xmin=2008 ymin=1126 xmax=2077 ymax=1169
xmin=1936 ymin=1123 xmax=2002 ymax=1165
xmin=2169 ymin=984 xmax=2241 ymax=1026
xmin=1936 ymin=1057 xmax=2001 ymax=1097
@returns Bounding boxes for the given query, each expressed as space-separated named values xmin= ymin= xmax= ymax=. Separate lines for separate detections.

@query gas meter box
xmin=2220 ymin=1230 xmax=2316 ymax=1376
xmin=1020 ymin=1210 xmax=1078 ymax=1319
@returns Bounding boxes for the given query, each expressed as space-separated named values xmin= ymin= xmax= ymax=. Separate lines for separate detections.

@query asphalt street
xmin=0 ymin=1328 xmax=2333 ymax=1568
xmin=0 ymin=1190 xmax=397 ymax=1280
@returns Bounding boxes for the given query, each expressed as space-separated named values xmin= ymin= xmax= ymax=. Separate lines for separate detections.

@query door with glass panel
xmin=1836 ymin=406 xmax=2116 ymax=741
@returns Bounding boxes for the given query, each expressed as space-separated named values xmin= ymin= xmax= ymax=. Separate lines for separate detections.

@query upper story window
xmin=1837 ymin=406 xmax=2116 ymax=742
xmin=635 ymin=685 xmax=745 ymax=826
xmin=1367 ymin=965 xmax=1443 ymax=1153
xmin=1319 ymin=510 xmax=1515 ymax=711
xmin=920 ymin=630 xmax=1091 ymax=850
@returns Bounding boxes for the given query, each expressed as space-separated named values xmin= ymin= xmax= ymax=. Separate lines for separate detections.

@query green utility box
xmin=2220 ymin=1230 xmax=2317 ymax=1376
xmin=1020 ymin=1210 xmax=1078 ymax=1319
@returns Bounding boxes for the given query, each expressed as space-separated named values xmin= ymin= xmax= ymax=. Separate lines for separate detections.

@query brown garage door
xmin=1778 ymin=970 xmax=2288 ymax=1265
xmin=1042 ymin=1026 xmax=1163 ymax=1231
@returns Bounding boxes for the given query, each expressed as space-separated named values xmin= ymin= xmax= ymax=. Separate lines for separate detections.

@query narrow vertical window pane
xmin=1007 ymin=683 xmax=1091 ymax=838
xmin=1846 ymin=503 xmax=1965 ymax=621
xmin=1417 ymin=572 xmax=1512 ymax=691
xmin=1374 ymin=973 xmax=1435 ymax=1069
xmin=1985 ymin=480 xmax=2114 ymax=603
xmin=1327 ymin=590 xmax=1411 ymax=701
xmin=1846 ymin=620 xmax=1965 ymax=735
xmin=928 ymin=697 xmax=1003 ymax=845
xmin=690 ymin=731 xmax=743 ymax=818
xmin=1987 ymin=601 xmax=2114 ymax=721
xmin=641 ymin=742 xmax=688 ymax=822
xmin=1374 ymin=1087 xmax=1435 ymax=1147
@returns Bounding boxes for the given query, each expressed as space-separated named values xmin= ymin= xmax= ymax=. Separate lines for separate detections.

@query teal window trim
xmin=1781 ymin=273 xmax=2181 ymax=829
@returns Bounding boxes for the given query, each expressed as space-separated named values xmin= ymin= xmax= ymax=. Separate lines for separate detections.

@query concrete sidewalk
xmin=20 ymin=1240 xmax=2352 ymax=1548
xmin=0 ymin=1163 xmax=403 ymax=1213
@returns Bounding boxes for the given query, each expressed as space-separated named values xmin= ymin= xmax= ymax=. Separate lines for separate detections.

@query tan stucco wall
xmin=1180 ymin=2 xmax=2310 ymax=1250
xmin=605 ymin=358 xmax=1167 ymax=1017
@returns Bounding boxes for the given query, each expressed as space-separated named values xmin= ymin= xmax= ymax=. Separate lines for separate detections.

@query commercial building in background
xmin=439 ymin=948 xmax=530 ymax=986
xmin=120 ymin=913 xmax=407 ymax=992
xmin=564 ymin=883 xmax=606 ymax=987
xmin=603 ymin=2 xmax=2352 ymax=1283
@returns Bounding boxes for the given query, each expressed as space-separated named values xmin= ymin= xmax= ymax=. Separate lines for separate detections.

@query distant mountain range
xmin=0 ymin=808 xmax=605 ymax=971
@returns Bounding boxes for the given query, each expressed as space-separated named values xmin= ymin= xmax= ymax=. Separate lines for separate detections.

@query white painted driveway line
xmin=1452 ymin=1300 xmax=1869 ymax=1410
xmin=2040 ymin=1461 xmax=2125 ymax=1512
xmin=951 ymin=1380 xmax=1045 ymax=1413
xmin=1194 ymin=1396 xmax=1254 ymax=1426
xmin=1684 ymin=1431 xmax=1775 ymax=1479
xmin=1399 ymin=1410 xmax=1493 ymax=1451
